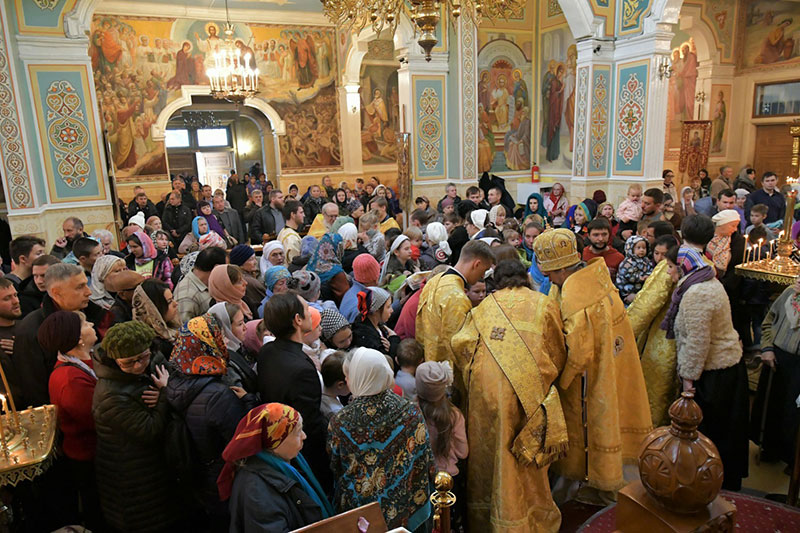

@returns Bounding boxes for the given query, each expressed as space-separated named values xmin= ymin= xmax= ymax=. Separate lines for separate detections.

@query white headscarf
xmin=89 ymin=255 xmax=125 ymax=309
xmin=379 ymin=234 xmax=409 ymax=286
xmin=680 ymin=186 xmax=694 ymax=211
xmin=260 ymin=240 xmax=286 ymax=276
xmin=488 ymin=205 xmax=505 ymax=225
xmin=208 ymin=302 xmax=243 ymax=352
xmin=343 ymin=347 xmax=394 ymax=397
xmin=338 ymin=223 xmax=358 ymax=250
xmin=425 ymin=222 xmax=451 ymax=257
xmin=469 ymin=209 xmax=489 ymax=230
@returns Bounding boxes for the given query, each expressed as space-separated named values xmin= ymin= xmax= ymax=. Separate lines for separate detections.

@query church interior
xmin=0 ymin=0 xmax=799 ymax=531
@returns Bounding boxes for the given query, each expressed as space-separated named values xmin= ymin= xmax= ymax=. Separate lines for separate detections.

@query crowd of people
xmin=0 ymin=166 xmax=795 ymax=533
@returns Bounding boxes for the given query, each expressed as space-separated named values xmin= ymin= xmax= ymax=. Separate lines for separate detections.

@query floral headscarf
xmin=132 ymin=284 xmax=178 ymax=342
xmin=300 ymin=236 xmax=318 ymax=258
xmin=132 ymin=231 xmax=157 ymax=266
xmin=264 ymin=265 xmax=291 ymax=292
xmin=308 ymin=233 xmax=344 ymax=283
xmin=180 ymin=251 xmax=199 ymax=276
xmin=171 ymin=314 xmax=229 ymax=376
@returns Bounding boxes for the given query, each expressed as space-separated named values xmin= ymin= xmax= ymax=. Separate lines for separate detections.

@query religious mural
xmin=359 ymin=39 xmax=399 ymax=164
xmin=710 ymin=84 xmax=730 ymax=154
xmin=273 ymin=85 xmax=341 ymax=171
xmin=741 ymin=1 xmax=800 ymax=69
xmin=665 ymin=36 xmax=698 ymax=158
xmin=477 ymin=29 xmax=533 ymax=174
xmin=538 ymin=26 xmax=576 ymax=175
xmin=89 ymin=15 xmax=340 ymax=179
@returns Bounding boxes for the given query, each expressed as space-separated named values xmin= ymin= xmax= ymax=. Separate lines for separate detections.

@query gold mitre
xmin=532 ymin=228 xmax=580 ymax=272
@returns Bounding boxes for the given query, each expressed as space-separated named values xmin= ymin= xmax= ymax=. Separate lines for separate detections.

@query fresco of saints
xmin=679 ymin=43 xmax=697 ymax=120
xmin=512 ymin=70 xmax=528 ymax=107
xmin=195 ymin=23 xmax=222 ymax=70
xmin=546 ymin=64 xmax=566 ymax=162
xmin=478 ymin=71 xmax=491 ymax=116
xmin=504 ymin=106 xmax=531 ymax=170
xmin=477 ymin=104 xmax=495 ymax=173
xmin=491 ymin=75 xmax=511 ymax=128
xmin=167 ymin=41 xmax=195 ymax=89
xmin=563 ymin=44 xmax=577 ymax=152
xmin=541 ymin=61 xmax=556 ymax=149
xmin=711 ymin=91 xmax=726 ymax=153
xmin=291 ymin=32 xmax=319 ymax=89
xmin=756 ymin=18 xmax=795 ymax=64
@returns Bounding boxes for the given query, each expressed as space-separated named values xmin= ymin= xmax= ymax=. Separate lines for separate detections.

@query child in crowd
xmin=443 ymin=212 xmax=461 ymax=235
xmin=503 ymin=228 xmax=521 ymax=248
xmin=395 ymin=338 xmax=424 ymax=401
xmin=415 ymin=360 xmax=468 ymax=524
xmin=404 ymin=226 xmax=425 ymax=254
xmin=465 ymin=280 xmax=486 ymax=307
xmin=519 ymin=221 xmax=543 ymax=267
xmin=617 ymin=184 xmax=643 ymax=239
xmin=615 ymin=235 xmax=654 ymax=304
xmin=745 ymin=204 xmax=776 ymax=241
xmin=320 ymin=351 xmax=350 ymax=420
xmin=358 ymin=211 xmax=385 ymax=262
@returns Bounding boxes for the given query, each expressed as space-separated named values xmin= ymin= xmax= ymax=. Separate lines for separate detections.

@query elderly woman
xmin=93 ymin=321 xmax=177 ymax=532
xmin=420 ymin=222 xmax=451 ymax=270
xmin=89 ymin=255 xmax=126 ymax=309
xmin=166 ymin=314 xmax=256 ymax=528
xmin=662 ymin=215 xmax=748 ymax=491
xmin=209 ymin=264 xmax=252 ymax=320
xmin=132 ymin=279 xmax=179 ymax=359
xmin=750 ymin=276 xmax=800 ymax=468
xmin=209 ymin=302 xmax=258 ymax=394
xmin=219 ymin=403 xmax=334 ymax=532
xmin=328 ymin=348 xmax=434 ymax=530
xmin=260 ymin=241 xmax=285 ymax=276
xmin=258 ymin=266 xmax=292 ymax=317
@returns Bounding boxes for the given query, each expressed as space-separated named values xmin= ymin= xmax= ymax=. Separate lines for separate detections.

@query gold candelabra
xmin=735 ymin=178 xmax=800 ymax=285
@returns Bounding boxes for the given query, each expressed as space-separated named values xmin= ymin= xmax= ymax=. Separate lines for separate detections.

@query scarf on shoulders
xmin=660 ymin=247 xmax=715 ymax=339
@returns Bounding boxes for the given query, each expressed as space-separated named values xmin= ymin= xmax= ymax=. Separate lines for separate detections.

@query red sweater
xmin=48 ymin=360 xmax=97 ymax=461
xmin=582 ymin=247 xmax=625 ymax=279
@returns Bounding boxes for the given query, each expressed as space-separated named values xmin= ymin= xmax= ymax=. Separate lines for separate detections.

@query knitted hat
xmin=229 ymin=244 xmax=255 ymax=266
xmin=346 ymin=198 xmax=363 ymax=214
xmin=320 ymin=308 xmax=349 ymax=343
xmin=129 ymin=211 xmax=146 ymax=229
xmin=101 ymin=321 xmax=155 ymax=360
xmin=103 ymin=270 xmax=145 ymax=292
xmin=357 ymin=286 xmax=391 ymax=320
xmin=308 ymin=306 xmax=321 ymax=330
xmin=290 ymin=270 xmax=321 ymax=301
xmin=532 ymin=228 xmax=580 ymax=272
xmin=37 ymin=311 xmax=82 ymax=355
xmin=415 ymin=361 xmax=453 ymax=402
xmin=352 ymin=254 xmax=380 ymax=284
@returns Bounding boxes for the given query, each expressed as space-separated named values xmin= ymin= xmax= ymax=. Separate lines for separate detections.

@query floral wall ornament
xmin=44 ymin=80 xmax=91 ymax=189
xmin=617 ymin=72 xmax=645 ymax=166
xmin=33 ymin=0 xmax=60 ymax=10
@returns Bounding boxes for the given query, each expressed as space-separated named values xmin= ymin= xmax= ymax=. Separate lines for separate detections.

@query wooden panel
xmin=291 ymin=502 xmax=388 ymax=532
xmin=167 ymin=152 xmax=197 ymax=178
xmin=754 ymin=124 xmax=795 ymax=187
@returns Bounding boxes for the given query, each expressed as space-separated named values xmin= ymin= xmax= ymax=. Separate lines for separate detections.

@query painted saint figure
xmin=756 ymin=18 xmax=794 ymax=64
xmin=491 ymin=75 xmax=511 ymax=128
xmin=711 ymin=90 xmax=726 ymax=153
xmin=546 ymin=64 xmax=566 ymax=163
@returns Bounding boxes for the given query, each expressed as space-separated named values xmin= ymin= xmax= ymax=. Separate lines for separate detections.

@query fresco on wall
xmin=89 ymin=16 xmax=340 ymax=179
xmin=538 ymin=26 xmax=576 ymax=174
xmin=477 ymin=30 xmax=534 ymax=174
xmin=664 ymin=37 xmax=698 ymax=158
xmin=273 ymin=85 xmax=341 ymax=171
xmin=359 ymin=39 xmax=399 ymax=164
xmin=741 ymin=1 xmax=800 ymax=69
xmin=710 ymin=84 xmax=731 ymax=155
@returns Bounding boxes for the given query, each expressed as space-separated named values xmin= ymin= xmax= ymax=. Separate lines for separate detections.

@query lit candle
xmin=758 ymin=238 xmax=764 ymax=261
xmin=0 ymin=364 xmax=17 ymax=430
xmin=743 ymin=235 xmax=749 ymax=263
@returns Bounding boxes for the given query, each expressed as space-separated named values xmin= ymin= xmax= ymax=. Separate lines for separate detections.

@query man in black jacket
xmin=126 ymin=187 xmax=158 ymax=220
xmin=14 ymin=263 xmax=108 ymax=407
xmin=212 ymin=193 xmax=246 ymax=245
xmin=173 ymin=176 xmax=197 ymax=212
xmin=50 ymin=217 xmax=88 ymax=259
xmin=162 ymin=191 xmax=193 ymax=248
xmin=258 ymin=292 xmax=332 ymax=492
xmin=226 ymin=170 xmax=248 ymax=223
xmin=250 ymin=189 xmax=285 ymax=244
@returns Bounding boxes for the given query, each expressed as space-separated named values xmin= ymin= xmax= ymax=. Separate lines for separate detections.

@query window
xmin=165 ymin=129 xmax=190 ymax=148
xmin=197 ymin=127 xmax=230 ymax=147
xmin=754 ymin=80 xmax=800 ymax=118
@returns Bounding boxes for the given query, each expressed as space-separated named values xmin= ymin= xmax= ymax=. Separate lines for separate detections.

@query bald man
xmin=307 ymin=202 xmax=340 ymax=238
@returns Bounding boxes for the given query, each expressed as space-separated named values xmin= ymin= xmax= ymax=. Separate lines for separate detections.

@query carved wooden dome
xmin=638 ymin=392 xmax=724 ymax=514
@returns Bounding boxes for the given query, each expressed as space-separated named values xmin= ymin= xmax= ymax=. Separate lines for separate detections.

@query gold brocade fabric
xmin=452 ymin=287 xmax=567 ymax=533
xmin=415 ymin=273 xmax=472 ymax=405
xmin=551 ymin=259 xmax=653 ymax=492
xmin=627 ymin=260 xmax=680 ymax=427
xmin=307 ymin=214 xmax=328 ymax=239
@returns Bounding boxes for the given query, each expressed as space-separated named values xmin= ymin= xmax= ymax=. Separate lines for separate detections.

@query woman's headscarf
xmin=592 ymin=190 xmax=607 ymax=205
xmin=290 ymin=270 xmax=321 ymax=302
xmin=469 ymin=209 xmax=489 ymax=231
xmin=523 ymin=193 xmax=548 ymax=220
xmin=357 ymin=286 xmax=391 ymax=322
xmin=307 ymin=233 xmax=344 ymax=284
xmin=192 ymin=216 xmax=210 ymax=240
xmin=660 ymin=246 xmax=715 ymax=339
xmin=132 ymin=284 xmax=178 ymax=342
xmin=343 ymin=347 xmax=395 ymax=397
xmin=488 ymin=205 xmax=505 ymax=226
xmin=150 ymin=229 xmax=171 ymax=252
xmin=197 ymin=201 xmax=226 ymax=236
xmin=244 ymin=320 xmax=264 ymax=353
xmin=415 ymin=361 xmax=453 ymax=402
xmin=329 ymin=216 xmax=353 ymax=235
xmin=300 ymin=236 xmax=318 ymax=258
xmin=208 ymin=265 xmax=252 ymax=320
xmin=132 ymin=231 xmax=157 ymax=265
xmin=548 ymin=183 xmax=564 ymax=206
xmin=320 ymin=308 xmax=350 ymax=345
xmin=425 ymin=222 xmax=451 ymax=258
xmin=597 ymin=202 xmax=615 ymax=220
xmin=171 ymin=314 xmax=229 ymax=376
xmin=208 ymin=302 xmax=243 ymax=352
xmin=260 ymin=241 xmax=286 ymax=275
xmin=180 ymin=251 xmax=199 ymax=276
xmin=264 ymin=265 xmax=291 ymax=292
xmin=338 ymin=223 xmax=358 ymax=250
xmin=379 ymin=234 xmax=409 ymax=285
xmin=680 ymin=186 xmax=695 ymax=212
xmin=89 ymin=255 xmax=125 ymax=309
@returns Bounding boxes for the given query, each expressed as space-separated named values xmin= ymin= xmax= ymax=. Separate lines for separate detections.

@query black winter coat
xmin=92 ymin=350 xmax=179 ymax=533
xmin=127 ymin=199 xmax=158 ymax=220
xmin=165 ymin=373 xmax=252 ymax=512
xmin=228 ymin=456 xmax=323 ymax=533
xmin=250 ymin=205 xmax=279 ymax=243
xmin=351 ymin=318 xmax=400 ymax=357
xmin=227 ymin=180 xmax=248 ymax=214
xmin=16 ymin=294 xmax=107 ymax=407
xmin=162 ymin=203 xmax=193 ymax=242
xmin=303 ymin=197 xmax=323 ymax=227
xmin=257 ymin=339 xmax=332 ymax=492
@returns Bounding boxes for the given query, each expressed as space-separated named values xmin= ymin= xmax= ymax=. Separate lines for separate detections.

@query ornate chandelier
xmin=320 ymin=0 xmax=525 ymax=61
xmin=206 ymin=1 xmax=259 ymax=103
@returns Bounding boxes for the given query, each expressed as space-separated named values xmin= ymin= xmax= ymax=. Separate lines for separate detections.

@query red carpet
xmin=575 ymin=491 xmax=800 ymax=532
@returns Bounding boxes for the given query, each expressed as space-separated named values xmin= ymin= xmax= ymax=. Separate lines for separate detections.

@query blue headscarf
xmin=264 ymin=266 xmax=291 ymax=292
xmin=524 ymin=193 xmax=548 ymax=220
xmin=528 ymin=253 xmax=552 ymax=296
xmin=300 ymin=236 xmax=318 ymax=258
xmin=307 ymin=233 xmax=344 ymax=284
xmin=192 ymin=216 xmax=210 ymax=239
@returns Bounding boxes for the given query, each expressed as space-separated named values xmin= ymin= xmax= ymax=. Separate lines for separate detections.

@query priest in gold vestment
xmin=533 ymin=229 xmax=652 ymax=499
xmin=452 ymin=260 xmax=567 ymax=532
xmin=416 ymin=240 xmax=495 ymax=406
xmin=627 ymin=259 xmax=679 ymax=426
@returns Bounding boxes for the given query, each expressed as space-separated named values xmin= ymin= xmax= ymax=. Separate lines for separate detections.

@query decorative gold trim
xmin=735 ymin=264 xmax=798 ymax=285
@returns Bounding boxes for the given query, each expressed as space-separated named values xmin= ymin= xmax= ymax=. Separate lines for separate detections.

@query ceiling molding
xmin=95 ymin=1 xmax=332 ymax=26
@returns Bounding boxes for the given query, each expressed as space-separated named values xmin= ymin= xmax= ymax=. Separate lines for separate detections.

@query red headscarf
xmin=171 ymin=314 xmax=229 ymax=375
xmin=217 ymin=403 xmax=300 ymax=500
